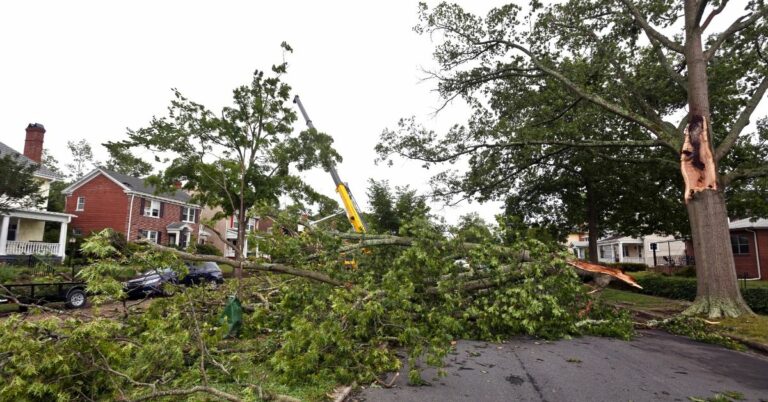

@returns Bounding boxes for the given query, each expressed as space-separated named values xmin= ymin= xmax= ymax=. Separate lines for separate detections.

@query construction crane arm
xmin=294 ymin=95 xmax=369 ymax=233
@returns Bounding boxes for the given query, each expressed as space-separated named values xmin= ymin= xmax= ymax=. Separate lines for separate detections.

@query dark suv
xmin=123 ymin=262 xmax=224 ymax=298
xmin=183 ymin=262 xmax=224 ymax=286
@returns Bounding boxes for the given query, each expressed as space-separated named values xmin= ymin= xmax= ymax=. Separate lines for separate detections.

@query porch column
xmin=618 ymin=242 xmax=623 ymax=263
xmin=0 ymin=215 xmax=9 ymax=255
xmin=58 ymin=221 xmax=68 ymax=258
xmin=243 ymin=238 xmax=248 ymax=258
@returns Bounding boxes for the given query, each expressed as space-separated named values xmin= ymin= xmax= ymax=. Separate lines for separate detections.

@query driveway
xmin=357 ymin=330 xmax=768 ymax=401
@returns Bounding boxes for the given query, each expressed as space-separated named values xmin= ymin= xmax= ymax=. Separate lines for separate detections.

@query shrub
xmin=623 ymin=274 xmax=768 ymax=314
xmin=742 ymin=288 xmax=768 ymax=314
xmin=635 ymin=275 xmax=697 ymax=301
xmin=195 ymin=243 xmax=223 ymax=256
xmin=606 ymin=262 xmax=647 ymax=272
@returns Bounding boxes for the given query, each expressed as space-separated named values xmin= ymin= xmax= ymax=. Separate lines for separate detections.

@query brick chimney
xmin=24 ymin=123 xmax=46 ymax=163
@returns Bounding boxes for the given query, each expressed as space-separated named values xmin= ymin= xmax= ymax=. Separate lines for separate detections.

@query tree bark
xmin=585 ymin=180 xmax=599 ymax=264
xmin=681 ymin=0 xmax=752 ymax=318
xmin=685 ymin=190 xmax=752 ymax=317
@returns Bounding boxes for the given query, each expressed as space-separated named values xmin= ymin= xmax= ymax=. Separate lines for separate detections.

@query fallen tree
xmin=0 ymin=225 xmax=634 ymax=401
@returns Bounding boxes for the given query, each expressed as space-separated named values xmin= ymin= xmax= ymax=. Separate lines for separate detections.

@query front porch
xmin=0 ymin=209 xmax=75 ymax=263
xmin=597 ymin=236 xmax=645 ymax=265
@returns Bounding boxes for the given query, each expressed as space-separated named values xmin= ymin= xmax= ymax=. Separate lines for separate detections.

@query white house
xmin=570 ymin=233 xmax=689 ymax=266
xmin=0 ymin=124 xmax=76 ymax=263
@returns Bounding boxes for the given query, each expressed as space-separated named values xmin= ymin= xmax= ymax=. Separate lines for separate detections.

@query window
xmin=181 ymin=207 xmax=195 ymax=223
xmin=7 ymin=220 xmax=18 ymax=241
xmin=144 ymin=200 xmax=161 ymax=217
xmin=72 ymin=228 xmax=82 ymax=236
xmin=622 ymin=245 xmax=629 ymax=257
xmin=146 ymin=230 xmax=159 ymax=244
xmin=731 ymin=234 xmax=749 ymax=255
xmin=76 ymin=196 xmax=85 ymax=211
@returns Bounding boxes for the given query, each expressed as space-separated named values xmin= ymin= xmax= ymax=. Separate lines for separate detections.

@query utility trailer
xmin=0 ymin=281 xmax=87 ymax=310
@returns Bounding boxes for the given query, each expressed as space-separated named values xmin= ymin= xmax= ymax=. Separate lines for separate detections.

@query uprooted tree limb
xmin=140 ymin=232 xmax=640 ymax=291
xmin=140 ymin=242 xmax=345 ymax=287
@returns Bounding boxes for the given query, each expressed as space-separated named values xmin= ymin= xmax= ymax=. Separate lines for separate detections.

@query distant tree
xmin=103 ymin=142 xmax=153 ymax=176
xmin=39 ymin=149 xmax=67 ymax=213
xmin=367 ymin=179 xmax=400 ymax=234
xmin=39 ymin=149 xmax=67 ymax=242
xmin=65 ymin=139 xmax=95 ymax=179
xmin=0 ymin=155 xmax=41 ymax=213
xmin=453 ymin=213 xmax=493 ymax=243
xmin=114 ymin=44 xmax=339 ymax=280
xmin=366 ymin=179 xmax=431 ymax=235
xmin=41 ymin=149 xmax=64 ymax=176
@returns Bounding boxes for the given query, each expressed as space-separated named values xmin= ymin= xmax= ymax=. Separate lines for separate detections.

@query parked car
xmin=182 ymin=262 xmax=224 ymax=286
xmin=123 ymin=268 xmax=179 ymax=298
xmin=123 ymin=262 xmax=224 ymax=298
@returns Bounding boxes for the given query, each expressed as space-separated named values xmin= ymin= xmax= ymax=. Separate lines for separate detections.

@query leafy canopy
xmin=0 ymin=154 xmax=43 ymax=213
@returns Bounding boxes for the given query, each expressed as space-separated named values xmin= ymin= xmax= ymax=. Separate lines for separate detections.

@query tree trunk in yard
xmin=681 ymin=0 xmax=752 ymax=318
xmin=586 ymin=180 xmax=599 ymax=264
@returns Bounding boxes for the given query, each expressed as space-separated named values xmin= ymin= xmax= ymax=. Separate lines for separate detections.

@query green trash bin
xmin=220 ymin=295 xmax=243 ymax=337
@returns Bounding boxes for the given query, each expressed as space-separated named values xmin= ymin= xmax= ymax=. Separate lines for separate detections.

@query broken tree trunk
xmin=679 ymin=1 xmax=752 ymax=318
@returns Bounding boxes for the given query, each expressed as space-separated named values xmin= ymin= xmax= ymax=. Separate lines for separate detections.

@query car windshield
xmin=141 ymin=268 xmax=173 ymax=276
xmin=188 ymin=262 xmax=220 ymax=272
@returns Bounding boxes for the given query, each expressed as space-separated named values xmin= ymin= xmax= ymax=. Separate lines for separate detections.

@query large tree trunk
xmin=685 ymin=190 xmax=752 ymax=317
xmin=681 ymin=0 xmax=752 ymax=318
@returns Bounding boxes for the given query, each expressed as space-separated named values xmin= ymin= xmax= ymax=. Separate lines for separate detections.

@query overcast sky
xmin=0 ymin=1 xmax=507 ymax=225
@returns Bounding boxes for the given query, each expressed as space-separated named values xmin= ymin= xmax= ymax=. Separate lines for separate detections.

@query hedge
xmin=605 ymin=262 xmax=648 ymax=272
xmin=620 ymin=274 xmax=768 ymax=314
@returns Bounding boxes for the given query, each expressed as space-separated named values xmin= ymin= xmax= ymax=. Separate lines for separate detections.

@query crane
xmin=293 ymin=95 xmax=369 ymax=234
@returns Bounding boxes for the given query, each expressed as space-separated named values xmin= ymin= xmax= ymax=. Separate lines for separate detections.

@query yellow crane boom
xmin=293 ymin=95 xmax=369 ymax=234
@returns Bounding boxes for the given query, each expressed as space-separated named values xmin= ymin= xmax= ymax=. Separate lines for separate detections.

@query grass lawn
xmin=601 ymin=288 xmax=768 ymax=346
xmin=0 ymin=304 xmax=19 ymax=313
xmin=719 ymin=315 xmax=768 ymax=345
xmin=600 ymin=288 xmax=687 ymax=312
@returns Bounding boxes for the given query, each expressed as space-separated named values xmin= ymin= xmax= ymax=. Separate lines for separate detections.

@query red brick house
xmin=63 ymin=168 xmax=201 ymax=247
xmin=729 ymin=218 xmax=767 ymax=281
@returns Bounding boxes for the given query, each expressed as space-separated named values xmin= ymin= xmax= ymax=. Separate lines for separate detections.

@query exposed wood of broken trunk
xmin=681 ymin=0 xmax=752 ymax=318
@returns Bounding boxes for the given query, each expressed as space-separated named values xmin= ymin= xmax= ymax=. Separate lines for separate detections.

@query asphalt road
xmin=357 ymin=330 xmax=768 ymax=402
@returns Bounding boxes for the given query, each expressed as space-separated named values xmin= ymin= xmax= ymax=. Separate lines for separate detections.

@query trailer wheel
xmin=65 ymin=289 xmax=87 ymax=309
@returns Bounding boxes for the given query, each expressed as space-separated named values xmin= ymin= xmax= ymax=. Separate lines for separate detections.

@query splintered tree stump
xmin=678 ymin=115 xmax=752 ymax=317
xmin=680 ymin=115 xmax=717 ymax=201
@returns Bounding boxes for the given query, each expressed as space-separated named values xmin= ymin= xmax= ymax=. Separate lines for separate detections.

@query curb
xmin=616 ymin=304 xmax=768 ymax=357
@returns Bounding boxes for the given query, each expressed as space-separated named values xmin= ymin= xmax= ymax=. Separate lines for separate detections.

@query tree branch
xmin=484 ymin=39 xmax=671 ymax=141
xmin=705 ymin=7 xmax=768 ymax=60
xmin=701 ymin=0 xmax=729 ymax=32
xmin=619 ymin=0 xmax=685 ymax=53
xmin=652 ymin=41 xmax=688 ymax=91
xmin=128 ymin=386 xmax=245 ymax=402
xmin=394 ymin=137 xmax=670 ymax=165
xmin=714 ymin=76 xmax=768 ymax=161
xmin=140 ymin=242 xmax=344 ymax=287
xmin=721 ymin=165 xmax=768 ymax=187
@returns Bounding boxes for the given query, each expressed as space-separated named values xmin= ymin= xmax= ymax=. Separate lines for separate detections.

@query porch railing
xmin=598 ymin=256 xmax=646 ymax=265
xmin=5 ymin=241 xmax=60 ymax=256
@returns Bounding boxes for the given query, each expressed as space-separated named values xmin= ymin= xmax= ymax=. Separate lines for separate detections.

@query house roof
xmin=730 ymin=218 xmax=768 ymax=230
xmin=100 ymin=169 xmax=192 ymax=203
xmin=64 ymin=168 xmax=196 ymax=205
xmin=0 ymin=141 xmax=62 ymax=180
xmin=597 ymin=234 xmax=643 ymax=244
xmin=167 ymin=222 xmax=193 ymax=231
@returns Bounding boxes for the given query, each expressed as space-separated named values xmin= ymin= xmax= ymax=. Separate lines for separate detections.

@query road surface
xmin=357 ymin=330 xmax=768 ymax=401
